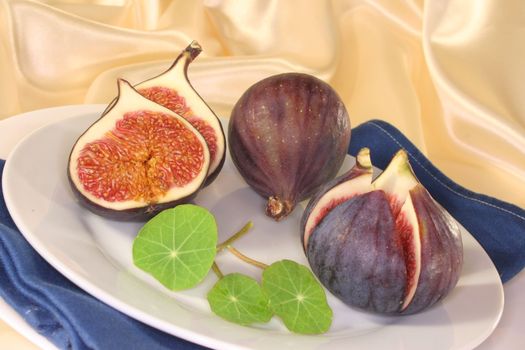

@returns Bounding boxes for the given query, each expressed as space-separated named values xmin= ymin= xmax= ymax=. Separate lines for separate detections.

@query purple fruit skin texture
xmin=307 ymin=190 xmax=408 ymax=314
xmin=402 ymin=185 xmax=463 ymax=314
xmin=300 ymin=161 xmax=370 ymax=251
xmin=228 ymin=73 xmax=351 ymax=208
xmin=306 ymin=185 xmax=463 ymax=315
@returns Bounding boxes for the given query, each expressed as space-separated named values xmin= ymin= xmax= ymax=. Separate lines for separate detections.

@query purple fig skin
xmin=307 ymin=190 xmax=408 ymax=314
xmin=402 ymin=185 xmax=463 ymax=314
xmin=303 ymin=148 xmax=463 ymax=315
xmin=301 ymin=148 xmax=372 ymax=251
xmin=228 ymin=73 xmax=351 ymax=221
xmin=306 ymin=184 xmax=463 ymax=315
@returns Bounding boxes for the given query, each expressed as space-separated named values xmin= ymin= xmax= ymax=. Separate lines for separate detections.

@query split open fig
xmin=301 ymin=148 xmax=463 ymax=315
xmin=67 ymin=79 xmax=210 ymax=221
xmin=135 ymin=41 xmax=226 ymax=185
xmin=228 ymin=73 xmax=351 ymax=221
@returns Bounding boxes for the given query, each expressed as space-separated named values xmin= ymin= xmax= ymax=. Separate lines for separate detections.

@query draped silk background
xmin=1 ymin=0 xmax=524 ymax=208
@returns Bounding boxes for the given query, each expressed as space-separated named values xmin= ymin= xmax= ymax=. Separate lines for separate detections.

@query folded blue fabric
xmin=348 ymin=120 xmax=525 ymax=283
xmin=1 ymin=119 xmax=524 ymax=350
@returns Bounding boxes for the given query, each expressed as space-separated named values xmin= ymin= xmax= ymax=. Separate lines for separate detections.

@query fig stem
xmin=266 ymin=197 xmax=293 ymax=221
xmin=217 ymin=221 xmax=253 ymax=252
xmin=185 ymin=41 xmax=202 ymax=62
xmin=227 ymin=246 xmax=269 ymax=270
xmin=211 ymin=262 xmax=224 ymax=279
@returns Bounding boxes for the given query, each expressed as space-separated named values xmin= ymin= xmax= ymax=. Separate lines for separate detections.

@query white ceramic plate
xmin=2 ymin=106 xmax=504 ymax=350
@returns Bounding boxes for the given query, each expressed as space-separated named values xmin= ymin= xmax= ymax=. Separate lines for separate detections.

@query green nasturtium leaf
xmin=262 ymin=260 xmax=333 ymax=334
xmin=132 ymin=204 xmax=218 ymax=291
xmin=207 ymin=273 xmax=273 ymax=325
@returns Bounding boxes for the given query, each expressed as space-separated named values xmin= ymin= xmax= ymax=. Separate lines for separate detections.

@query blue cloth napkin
xmin=1 ymin=119 xmax=525 ymax=350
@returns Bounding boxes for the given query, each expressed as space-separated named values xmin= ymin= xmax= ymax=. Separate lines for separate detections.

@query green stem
xmin=227 ymin=246 xmax=269 ymax=270
xmin=211 ymin=262 xmax=224 ymax=279
xmin=217 ymin=221 xmax=253 ymax=252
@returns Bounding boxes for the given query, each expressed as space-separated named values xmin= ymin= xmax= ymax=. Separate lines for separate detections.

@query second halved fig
xmin=135 ymin=41 xmax=226 ymax=185
xmin=301 ymin=148 xmax=463 ymax=315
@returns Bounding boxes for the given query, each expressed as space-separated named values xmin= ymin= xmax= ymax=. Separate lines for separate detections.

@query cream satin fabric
xmin=0 ymin=0 xmax=524 ymax=208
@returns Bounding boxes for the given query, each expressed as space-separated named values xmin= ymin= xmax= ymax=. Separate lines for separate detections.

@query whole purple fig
xmin=301 ymin=148 xmax=463 ymax=315
xmin=228 ymin=73 xmax=351 ymax=221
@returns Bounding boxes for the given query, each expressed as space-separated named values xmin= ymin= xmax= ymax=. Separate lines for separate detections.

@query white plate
xmin=2 ymin=106 xmax=504 ymax=350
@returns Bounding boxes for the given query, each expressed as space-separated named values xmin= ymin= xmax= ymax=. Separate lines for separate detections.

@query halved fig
xmin=67 ymin=79 xmax=210 ymax=221
xmin=135 ymin=41 xmax=226 ymax=185
xmin=301 ymin=148 xmax=463 ymax=315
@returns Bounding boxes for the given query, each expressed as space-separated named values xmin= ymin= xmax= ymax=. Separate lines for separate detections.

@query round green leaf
xmin=132 ymin=204 xmax=217 ymax=291
xmin=262 ymin=260 xmax=333 ymax=334
xmin=207 ymin=273 xmax=272 ymax=325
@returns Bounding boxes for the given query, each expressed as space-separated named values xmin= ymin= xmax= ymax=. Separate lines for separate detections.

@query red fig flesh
xmin=228 ymin=73 xmax=351 ymax=221
xmin=68 ymin=79 xmax=210 ymax=221
xmin=301 ymin=148 xmax=463 ymax=314
xmin=135 ymin=41 xmax=226 ymax=185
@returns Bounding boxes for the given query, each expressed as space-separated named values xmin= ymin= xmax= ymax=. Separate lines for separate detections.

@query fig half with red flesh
xmin=228 ymin=72 xmax=351 ymax=221
xmin=135 ymin=41 xmax=226 ymax=185
xmin=301 ymin=149 xmax=463 ymax=314
xmin=68 ymin=79 xmax=210 ymax=221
